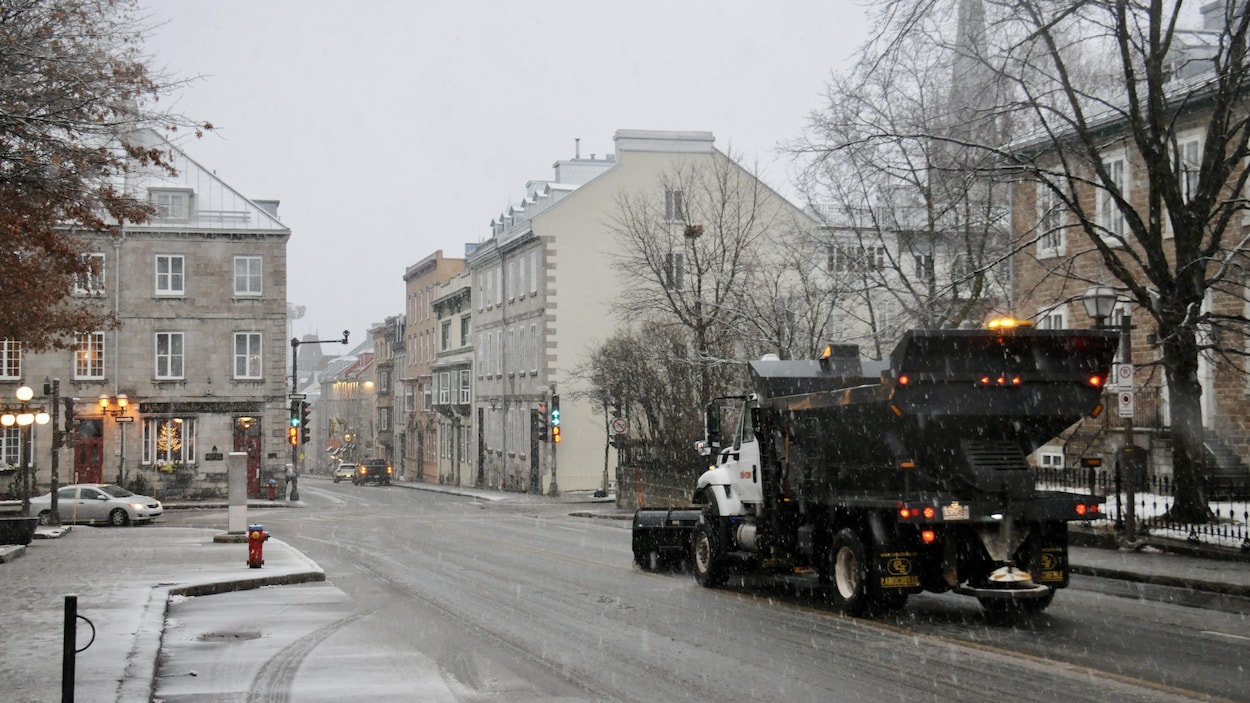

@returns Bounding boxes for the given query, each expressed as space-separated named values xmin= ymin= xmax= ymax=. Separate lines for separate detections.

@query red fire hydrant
xmin=266 ymin=479 xmax=277 ymax=501
xmin=247 ymin=524 xmax=269 ymax=569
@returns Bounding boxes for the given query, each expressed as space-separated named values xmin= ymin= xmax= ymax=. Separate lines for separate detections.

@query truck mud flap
xmin=875 ymin=549 xmax=923 ymax=592
xmin=632 ymin=509 xmax=701 ymax=565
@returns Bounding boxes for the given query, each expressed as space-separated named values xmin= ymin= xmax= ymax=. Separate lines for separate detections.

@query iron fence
xmin=1036 ymin=467 xmax=1250 ymax=551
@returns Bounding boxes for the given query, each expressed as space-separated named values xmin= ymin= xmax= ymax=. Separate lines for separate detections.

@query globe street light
xmin=2 ymin=385 xmax=52 ymax=516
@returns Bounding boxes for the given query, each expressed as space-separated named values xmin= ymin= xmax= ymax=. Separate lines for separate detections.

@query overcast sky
xmin=140 ymin=1 xmax=873 ymax=346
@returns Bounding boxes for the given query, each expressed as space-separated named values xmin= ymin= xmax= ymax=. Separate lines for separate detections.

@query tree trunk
xmin=1162 ymin=332 xmax=1212 ymax=523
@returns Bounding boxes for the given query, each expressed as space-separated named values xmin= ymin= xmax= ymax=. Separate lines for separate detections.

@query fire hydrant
xmin=247 ymin=524 xmax=269 ymax=568
xmin=266 ymin=479 xmax=277 ymax=501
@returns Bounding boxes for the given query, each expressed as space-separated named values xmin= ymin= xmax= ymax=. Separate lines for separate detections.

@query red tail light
xmin=1088 ymin=375 xmax=1105 ymax=387
xmin=921 ymin=530 xmax=937 ymax=544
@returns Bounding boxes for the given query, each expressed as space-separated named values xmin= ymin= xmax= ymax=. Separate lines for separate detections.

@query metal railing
xmin=1036 ymin=467 xmax=1250 ymax=551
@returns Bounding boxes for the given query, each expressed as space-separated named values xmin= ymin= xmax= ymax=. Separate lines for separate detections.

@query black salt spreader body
xmin=632 ymin=323 xmax=1119 ymax=617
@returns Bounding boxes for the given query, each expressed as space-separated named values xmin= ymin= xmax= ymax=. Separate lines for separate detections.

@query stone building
xmin=3 ymin=129 xmax=290 ymax=501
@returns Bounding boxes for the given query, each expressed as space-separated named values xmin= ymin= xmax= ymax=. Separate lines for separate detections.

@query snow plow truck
xmin=631 ymin=321 xmax=1119 ymax=616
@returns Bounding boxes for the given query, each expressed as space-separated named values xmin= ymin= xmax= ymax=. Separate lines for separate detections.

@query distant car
xmin=333 ymin=463 xmax=356 ymax=483
xmin=30 ymin=484 xmax=163 ymax=526
xmin=353 ymin=459 xmax=393 ymax=486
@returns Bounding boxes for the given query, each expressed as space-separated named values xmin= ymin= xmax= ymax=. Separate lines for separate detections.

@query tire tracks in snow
xmin=246 ymin=607 xmax=376 ymax=702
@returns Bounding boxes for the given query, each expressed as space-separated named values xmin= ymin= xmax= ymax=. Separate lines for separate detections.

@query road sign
xmin=114 ymin=416 xmax=135 ymax=423
xmin=288 ymin=393 xmax=307 ymax=400
xmin=1115 ymin=363 xmax=1134 ymax=390
xmin=610 ymin=416 xmax=629 ymax=435
xmin=1118 ymin=390 xmax=1135 ymax=418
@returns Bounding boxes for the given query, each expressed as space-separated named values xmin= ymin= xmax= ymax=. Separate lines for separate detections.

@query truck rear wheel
xmin=829 ymin=528 xmax=869 ymax=615
xmin=692 ymin=508 xmax=728 ymax=587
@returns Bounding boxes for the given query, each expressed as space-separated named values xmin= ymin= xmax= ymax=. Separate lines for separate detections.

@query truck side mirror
xmin=704 ymin=403 xmax=721 ymax=450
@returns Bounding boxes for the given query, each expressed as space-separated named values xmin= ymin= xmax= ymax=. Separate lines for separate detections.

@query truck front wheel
xmin=692 ymin=509 xmax=728 ymax=588
xmin=829 ymin=528 xmax=869 ymax=615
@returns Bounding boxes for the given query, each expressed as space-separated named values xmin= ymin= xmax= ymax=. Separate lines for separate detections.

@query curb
xmin=116 ymin=537 xmax=326 ymax=703
xmin=1068 ymin=563 xmax=1250 ymax=598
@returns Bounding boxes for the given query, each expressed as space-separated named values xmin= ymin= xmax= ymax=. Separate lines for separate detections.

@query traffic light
xmin=550 ymin=394 xmax=560 ymax=427
xmin=552 ymin=425 xmax=561 ymax=443
xmin=300 ymin=402 xmax=311 ymax=444
xmin=290 ymin=400 xmax=301 ymax=428
xmin=531 ymin=408 xmax=548 ymax=441
xmin=288 ymin=426 xmax=299 ymax=445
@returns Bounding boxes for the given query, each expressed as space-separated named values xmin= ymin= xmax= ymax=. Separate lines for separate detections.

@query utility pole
xmin=289 ymin=330 xmax=349 ymax=501
xmin=46 ymin=379 xmax=61 ymax=526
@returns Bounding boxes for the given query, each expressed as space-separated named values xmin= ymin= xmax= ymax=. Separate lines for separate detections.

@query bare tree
xmin=0 ymin=0 xmax=209 ymax=350
xmin=790 ymin=0 xmax=1013 ymax=357
xmin=609 ymin=152 xmax=812 ymax=404
xmin=806 ymin=0 xmax=1250 ymax=521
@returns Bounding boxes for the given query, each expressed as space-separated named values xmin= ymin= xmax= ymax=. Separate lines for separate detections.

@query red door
xmin=72 ymin=419 xmax=104 ymax=484
xmin=234 ymin=418 xmax=262 ymax=496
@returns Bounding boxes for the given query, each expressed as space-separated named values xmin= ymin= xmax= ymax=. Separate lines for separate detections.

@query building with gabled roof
xmin=6 ymin=129 xmax=291 ymax=501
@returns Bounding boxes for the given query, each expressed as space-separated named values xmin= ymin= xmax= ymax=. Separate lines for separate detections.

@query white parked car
xmin=30 ymin=484 xmax=163 ymax=526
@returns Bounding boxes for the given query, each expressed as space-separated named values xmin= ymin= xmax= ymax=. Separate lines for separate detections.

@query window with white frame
xmin=404 ymin=385 xmax=416 ymax=412
xmin=459 ymin=369 xmax=471 ymax=404
xmin=422 ymin=381 xmax=431 ymax=410
xmin=508 ymin=261 xmax=515 ymax=301
xmin=518 ymin=326 xmax=526 ymax=375
xmin=1176 ymin=134 xmax=1202 ymax=204
xmin=75 ymin=253 xmax=106 ymax=295
xmin=529 ymin=252 xmax=537 ymax=295
xmin=530 ymin=322 xmax=538 ymax=374
xmin=664 ymin=188 xmax=685 ymax=221
xmin=1036 ymin=181 xmax=1066 ymax=257
xmin=460 ymin=316 xmax=470 ymax=347
xmin=495 ymin=266 xmax=502 ymax=306
xmin=439 ymin=371 xmax=450 ymax=403
xmin=143 ymin=417 xmax=195 ymax=465
xmin=495 ymin=330 xmax=502 ymax=377
xmin=150 ymin=189 xmax=191 ymax=221
xmin=155 ymin=332 xmax=185 ymax=379
xmin=518 ymin=258 xmax=527 ymax=298
xmin=478 ymin=273 xmax=485 ymax=311
xmin=665 ymin=252 xmax=685 ymax=290
xmin=156 ymin=255 xmax=185 ymax=295
xmin=1037 ymin=451 xmax=1064 ymax=470
xmin=379 ymin=407 xmax=391 ymax=431
xmin=441 ymin=321 xmax=451 ymax=351
xmin=1037 ymin=307 xmax=1068 ymax=330
xmin=0 ymin=340 xmax=20 ymax=379
xmin=233 ymin=332 xmax=262 ymax=379
xmin=234 ymin=256 xmax=263 ymax=296
xmin=1 ymin=425 xmax=22 ymax=466
xmin=507 ymin=327 xmax=515 ymax=375
xmin=1097 ymin=152 xmax=1128 ymax=241
xmin=74 ymin=332 xmax=104 ymax=379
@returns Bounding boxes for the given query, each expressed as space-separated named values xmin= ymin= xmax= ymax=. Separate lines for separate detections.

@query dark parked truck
xmin=632 ymin=321 xmax=1119 ymax=617
xmin=353 ymin=459 xmax=394 ymax=486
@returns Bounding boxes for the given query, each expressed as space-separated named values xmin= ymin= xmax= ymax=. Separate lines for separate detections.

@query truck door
xmin=723 ymin=402 xmax=763 ymax=504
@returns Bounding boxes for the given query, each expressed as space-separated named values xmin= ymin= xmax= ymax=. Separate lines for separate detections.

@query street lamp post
xmin=289 ymin=331 xmax=349 ymax=501
xmin=1083 ymin=286 xmax=1136 ymax=539
xmin=99 ymin=394 xmax=132 ymax=488
xmin=1 ymin=386 xmax=51 ymax=517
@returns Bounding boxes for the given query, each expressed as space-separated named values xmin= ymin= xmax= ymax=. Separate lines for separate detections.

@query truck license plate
xmin=941 ymin=502 xmax=969 ymax=520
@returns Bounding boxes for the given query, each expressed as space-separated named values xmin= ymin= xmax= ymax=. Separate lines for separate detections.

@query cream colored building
xmin=4 ymin=129 xmax=290 ymax=501
xmin=467 ymin=130 xmax=813 ymax=493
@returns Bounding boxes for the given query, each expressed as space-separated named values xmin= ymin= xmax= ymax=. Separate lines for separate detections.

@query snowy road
xmin=156 ymin=483 xmax=1248 ymax=702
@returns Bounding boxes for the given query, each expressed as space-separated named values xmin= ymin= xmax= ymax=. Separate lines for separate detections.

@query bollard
xmin=247 ymin=524 xmax=269 ymax=568
xmin=62 ymin=593 xmax=96 ymax=703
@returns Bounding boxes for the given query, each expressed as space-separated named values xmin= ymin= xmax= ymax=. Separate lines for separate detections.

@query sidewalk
xmin=0 ymin=479 xmax=1247 ymax=702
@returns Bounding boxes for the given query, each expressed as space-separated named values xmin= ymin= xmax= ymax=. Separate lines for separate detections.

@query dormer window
xmin=150 ymin=188 xmax=193 ymax=221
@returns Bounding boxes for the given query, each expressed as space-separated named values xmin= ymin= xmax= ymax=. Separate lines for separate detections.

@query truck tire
xmin=829 ymin=528 xmax=870 ymax=615
xmin=692 ymin=507 xmax=728 ymax=587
